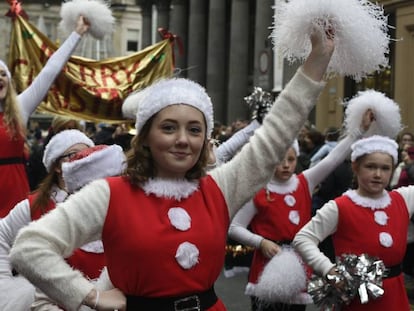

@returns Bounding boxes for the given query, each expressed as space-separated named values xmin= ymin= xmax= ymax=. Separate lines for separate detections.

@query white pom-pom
xmin=379 ymin=232 xmax=393 ymax=248
xmin=344 ymin=90 xmax=402 ymax=139
xmin=175 ymin=242 xmax=199 ymax=269
xmin=254 ymin=246 xmax=312 ymax=304
xmin=374 ymin=211 xmax=388 ymax=226
xmin=271 ymin=0 xmax=390 ymax=81
xmin=168 ymin=207 xmax=191 ymax=231
xmin=60 ymin=0 xmax=115 ymax=39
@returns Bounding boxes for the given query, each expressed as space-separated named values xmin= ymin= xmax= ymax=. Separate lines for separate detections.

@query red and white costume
xmin=10 ymin=68 xmax=327 ymax=311
xmin=229 ymin=130 xmax=363 ymax=302
xmin=293 ymin=187 xmax=414 ymax=311
xmin=0 ymin=32 xmax=83 ymax=218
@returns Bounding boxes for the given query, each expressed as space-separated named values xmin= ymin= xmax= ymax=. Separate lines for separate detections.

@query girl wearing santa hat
xmin=0 ymin=15 xmax=90 ymax=218
xmin=0 ymin=129 xmax=125 ymax=310
xmin=228 ymin=112 xmax=374 ymax=311
xmin=8 ymin=26 xmax=335 ymax=311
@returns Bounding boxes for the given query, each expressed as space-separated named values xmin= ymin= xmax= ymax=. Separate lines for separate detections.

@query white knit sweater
xmin=10 ymin=68 xmax=325 ymax=311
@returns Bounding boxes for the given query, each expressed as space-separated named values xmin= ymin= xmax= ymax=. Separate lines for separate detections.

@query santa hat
xmin=124 ymin=78 xmax=214 ymax=138
xmin=43 ymin=129 xmax=95 ymax=172
xmin=62 ymin=144 xmax=126 ymax=193
xmin=351 ymin=135 xmax=398 ymax=164
xmin=0 ymin=60 xmax=11 ymax=79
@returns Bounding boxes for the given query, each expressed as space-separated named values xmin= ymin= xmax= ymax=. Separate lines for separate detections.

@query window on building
xmin=127 ymin=29 xmax=140 ymax=52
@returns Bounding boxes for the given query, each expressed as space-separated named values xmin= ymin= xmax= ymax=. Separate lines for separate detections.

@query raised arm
xmin=210 ymin=30 xmax=335 ymax=219
xmin=18 ymin=15 xmax=90 ymax=123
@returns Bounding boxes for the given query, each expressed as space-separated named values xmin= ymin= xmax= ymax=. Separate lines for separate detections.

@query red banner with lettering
xmin=9 ymin=14 xmax=174 ymax=123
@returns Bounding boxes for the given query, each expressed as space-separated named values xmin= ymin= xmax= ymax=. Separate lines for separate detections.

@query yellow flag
xmin=9 ymin=14 xmax=174 ymax=123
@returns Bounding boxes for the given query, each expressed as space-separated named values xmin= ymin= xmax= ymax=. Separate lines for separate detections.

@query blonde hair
xmin=2 ymin=80 xmax=25 ymax=139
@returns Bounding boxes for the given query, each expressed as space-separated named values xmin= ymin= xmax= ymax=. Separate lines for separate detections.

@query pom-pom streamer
xmin=343 ymin=90 xmax=402 ymax=139
xmin=308 ymin=253 xmax=386 ymax=310
xmin=60 ymin=0 xmax=115 ymax=39
xmin=271 ymin=0 xmax=390 ymax=81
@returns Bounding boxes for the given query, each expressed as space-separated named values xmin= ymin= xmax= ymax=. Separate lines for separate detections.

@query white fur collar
xmin=344 ymin=189 xmax=390 ymax=210
xmin=142 ymin=178 xmax=199 ymax=201
xmin=266 ymin=175 xmax=299 ymax=194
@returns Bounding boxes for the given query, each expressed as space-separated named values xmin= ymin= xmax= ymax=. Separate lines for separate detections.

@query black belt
xmin=0 ymin=157 xmax=25 ymax=165
xmin=385 ymin=264 xmax=402 ymax=278
xmin=126 ymin=287 xmax=217 ymax=311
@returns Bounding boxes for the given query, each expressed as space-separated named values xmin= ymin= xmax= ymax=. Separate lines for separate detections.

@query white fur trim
xmin=254 ymin=246 xmax=311 ymax=304
xmin=0 ymin=59 xmax=11 ymax=79
xmin=344 ymin=189 xmax=390 ymax=210
xmin=134 ymin=78 xmax=214 ymax=138
xmin=142 ymin=178 xmax=199 ymax=201
xmin=344 ymin=90 xmax=402 ymax=139
xmin=175 ymin=242 xmax=199 ymax=269
xmin=351 ymin=135 xmax=398 ymax=164
xmin=289 ymin=210 xmax=300 ymax=225
xmin=284 ymin=194 xmax=296 ymax=207
xmin=271 ymin=0 xmax=390 ymax=81
xmin=374 ymin=211 xmax=388 ymax=226
xmin=266 ymin=175 xmax=299 ymax=194
xmin=168 ymin=207 xmax=191 ymax=231
xmin=60 ymin=0 xmax=114 ymax=39
xmin=122 ymin=88 xmax=148 ymax=119
xmin=62 ymin=144 xmax=126 ymax=193
xmin=80 ymin=240 xmax=104 ymax=253
xmin=43 ymin=129 xmax=95 ymax=172
xmin=379 ymin=232 xmax=393 ymax=248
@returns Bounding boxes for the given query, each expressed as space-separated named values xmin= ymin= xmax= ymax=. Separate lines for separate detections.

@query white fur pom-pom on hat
xmin=62 ymin=144 xmax=126 ymax=193
xmin=351 ymin=135 xmax=398 ymax=164
xmin=42 ymin=129 xmax=95 ymax=172
xmin=343 ymin=90 xmax=402 ymax=139
xmin=271 ymin=0 xmax=390 ymax=81
xmin=122 ymin=88 xmax=149 ymax=120
xmin=60 ymin=0 xmax=114 ymax=39
xmin=253 ymin=246 xmax=313 ymax=305
xmin=135 ymin=78 xmax=214 ymax=138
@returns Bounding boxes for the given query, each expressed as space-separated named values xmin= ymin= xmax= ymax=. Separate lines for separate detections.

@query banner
xmin=8 ymin=14 xmax=174 ymax=123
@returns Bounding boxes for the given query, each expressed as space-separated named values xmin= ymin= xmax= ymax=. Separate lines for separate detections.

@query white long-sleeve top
xmin=0 ymin=186 xmax=67 ymax=311
xmin=0 ymin=32 xmax=82 ymax=123
xmin=292 ymin=187 xmax=414 ymax=277
xmin=228 ymin=131 xmax=362 ymax=248
xmin=10 ymin=68 xmax=326 ymax=311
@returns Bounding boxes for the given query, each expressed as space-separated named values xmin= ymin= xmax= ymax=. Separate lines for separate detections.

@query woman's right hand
xmin=302 ymin=23 xmax=335 ymax=82
xmin=85 ymin=288 xmax=126 ymax=311
xmin=75 ymin=15 xmax=90 ymax=36
xmin=259 ymin=239 xmax=281 ymax=259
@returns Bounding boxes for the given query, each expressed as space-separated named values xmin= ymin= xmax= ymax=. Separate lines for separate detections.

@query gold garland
xmin=225 ymin=244 xmax=255 ymax=258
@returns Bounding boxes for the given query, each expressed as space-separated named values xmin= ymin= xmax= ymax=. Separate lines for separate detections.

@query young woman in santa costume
xmin=8 ymin=26 xmax=335 ymax=310
xmin=0 ymin=129 xmax=125 ymax=310
xmin=0 ymin=15 xmax=90 ymax=218
xmin=228 ymin=109 xmax=375 ymax=311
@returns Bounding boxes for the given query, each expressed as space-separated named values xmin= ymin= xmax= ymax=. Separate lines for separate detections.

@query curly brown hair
xmin=124 ymin=114 xmax=209 ymax=187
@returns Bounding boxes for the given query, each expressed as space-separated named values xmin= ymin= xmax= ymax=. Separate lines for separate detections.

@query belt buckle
xmin=174 ymin=295 xmax=200 ymax=311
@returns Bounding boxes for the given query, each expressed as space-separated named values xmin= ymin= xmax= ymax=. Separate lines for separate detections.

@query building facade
xmin=0 ymin=0 xmax=413 ymax=132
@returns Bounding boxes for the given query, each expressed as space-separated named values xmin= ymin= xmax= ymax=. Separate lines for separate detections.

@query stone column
xmin=206 ymin=0 xmax=227 ymax=123
xmin=252 ymin=0 xmax=273 ymax=91
xmin=187 ymin=0 xmax=208 ymax=84
xmin=169 ymin=0 xmax=188 ymax=73
xmin=155 ymin=0 xmax=171 ymax=32
xmin=137 ymin=0 xmax=153 ymax=48
xmin=227 ymin=0 xmax=250 ymax=122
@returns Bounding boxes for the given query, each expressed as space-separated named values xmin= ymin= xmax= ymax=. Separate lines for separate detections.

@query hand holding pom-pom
xmin=60 ymin=0 xmax=114 ymax=39
xmin=244 ymin=87 xmax=274 ymax=124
